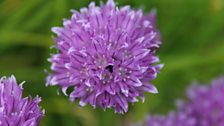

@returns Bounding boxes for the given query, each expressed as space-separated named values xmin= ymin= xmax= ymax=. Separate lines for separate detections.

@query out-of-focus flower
xmin=136 ymin=112 xmax=196 ymax=126
xmin=178 ymin=77 xmax=224 ymax=126
xmin=134 ymin=76 xmax=224 ymax=126
xmin=0 ymin=75 xmax=44 ymax=126
xmin=47 ymin=0 xmax=162 ymax=113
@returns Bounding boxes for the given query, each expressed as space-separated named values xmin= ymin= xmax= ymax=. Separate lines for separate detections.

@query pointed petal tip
xmin=34 ymin=96 xmax=42 ymax=103
xmin=47 ymin=76 xmax=58 ymax=86
xmin=141 ymin=97 xmax=145 ymax=103
xmin=10 ymin=75 xmax=17 ymax=82
xmin=79 ymin=100 xmax=87 ymax=107
xmin=51 ymin=27 xmax=63 ymax=35
xmin=42 ymin=109 xmax=46 ymax=115
xmin=131 ymin=98 xmax=139 ymax=102
xmin=62 ymin=87 xmax=68 ymax=96
xmin=89 ymin=1 xmax=96 ymax=8
xmin=107 ymin=0 xmax=115 ymax=6
xmin=159 ymin=64 xmax=165 ymax=69
xmin=10 ymin=74 xmax=16 ymax=79
xmin=19 ymin=81 xmax=26 ymax=89
xmin=150 ymin=86 xmax=159 ymax=94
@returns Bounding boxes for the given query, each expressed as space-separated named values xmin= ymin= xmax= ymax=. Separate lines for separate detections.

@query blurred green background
xmin=0 ymin=0 xmax=224 ymax=126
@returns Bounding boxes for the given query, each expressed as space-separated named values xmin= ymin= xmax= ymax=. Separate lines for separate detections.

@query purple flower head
xmin=0 ymin=75 xmax=44 ymax=126
xmin=139 ymin=112 xmax=196 ymax=126
xmin=178 ymin=77 xmax=224 ymax=126
xmin=47 ymin=0 xmax=162 ymax=113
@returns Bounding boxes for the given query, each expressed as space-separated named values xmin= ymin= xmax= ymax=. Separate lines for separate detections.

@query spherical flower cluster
xmin=47 ymin=0 xmax=162 ymax=113
xmin=134 ymin=77 xmax=224 ymax=126
xmin=0 ymin=75 xmax=44 ymax=126
xmin=137 ymin=112 xmax=195 ymax=126
xmin=178 ymin=77 xmax=224 ymax=126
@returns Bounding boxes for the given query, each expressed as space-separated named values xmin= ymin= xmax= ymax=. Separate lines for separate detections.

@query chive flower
xmin=0 ymin=75 xmax=44 ymax=126
xmin=178 ymin=77 xmax=224 ymax=126
xmin=47 ymin=0 xmax=162 ymax=113
xmin=139 ymin=112 xmax=196 ymax=126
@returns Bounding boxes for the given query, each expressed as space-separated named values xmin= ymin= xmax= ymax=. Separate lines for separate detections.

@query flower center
xmin=100 ymin=65 xmax=114 ymax=84
xmin=105 ymin=65 xmax=113 ymax=73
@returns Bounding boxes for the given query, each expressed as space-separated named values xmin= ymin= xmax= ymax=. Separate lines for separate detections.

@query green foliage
xmin=0 ymin=0 xmax=224 ymax=126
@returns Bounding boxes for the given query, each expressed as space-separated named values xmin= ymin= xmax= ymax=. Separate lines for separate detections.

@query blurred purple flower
xmin=47 ymin=0 xmax=162 ymax=113
xmin=137 ymin=112 xmax=196 ymax=126
xmin=0 ymin=75 xmax=44 ymax=126
xmin=177 ymin=77 xmax=224 ymax=126
xmin=134 ymin=77 xmax=224 ymax=126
